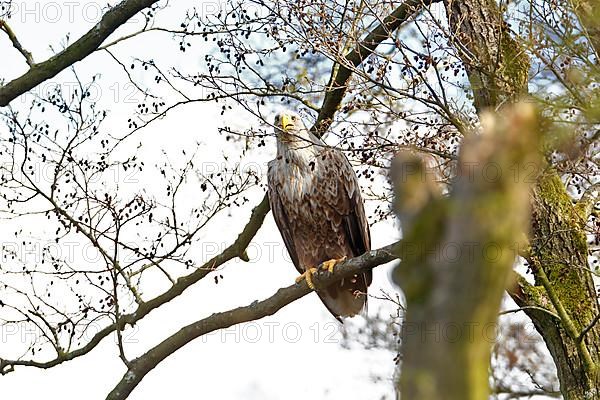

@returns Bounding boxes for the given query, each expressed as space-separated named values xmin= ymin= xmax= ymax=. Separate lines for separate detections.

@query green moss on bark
xmin=532 ymin=172 xmax=595 ymax=330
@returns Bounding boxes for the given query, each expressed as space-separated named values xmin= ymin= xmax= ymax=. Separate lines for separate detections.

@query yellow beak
xmin=281 ymin=114 xmax=292 ymax=132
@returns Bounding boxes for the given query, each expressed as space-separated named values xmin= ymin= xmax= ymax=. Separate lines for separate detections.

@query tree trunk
xmin=444 ymin=0 xmax=529 ymax=110
xmin=443 ymin=0 xmax=600 ymax=398
xmin=511 ymin=172 xmax=600 ymax=399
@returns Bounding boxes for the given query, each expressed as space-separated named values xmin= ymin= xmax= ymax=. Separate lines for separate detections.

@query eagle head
xmin=274 ymin=110 xmax=310 ymax=143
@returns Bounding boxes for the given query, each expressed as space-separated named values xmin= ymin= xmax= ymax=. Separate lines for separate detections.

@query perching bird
xmin=267 ymin=110 xmax=372 ymax=320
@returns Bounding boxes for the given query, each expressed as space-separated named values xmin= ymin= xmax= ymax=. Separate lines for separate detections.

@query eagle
xmin=267 ymin=110 xmax=372 ymax=320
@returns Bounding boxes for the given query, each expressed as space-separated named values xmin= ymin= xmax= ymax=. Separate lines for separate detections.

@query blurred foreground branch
xmin=392 ymin=102 xmax=541 ymax=399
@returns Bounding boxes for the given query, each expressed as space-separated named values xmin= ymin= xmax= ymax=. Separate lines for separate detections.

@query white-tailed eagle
xmin=267 ymin=111 xmax=372 ymax=320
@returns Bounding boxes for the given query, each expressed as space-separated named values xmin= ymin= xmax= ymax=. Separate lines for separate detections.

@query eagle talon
xmin=320 ymin=256 xmax=347 ymax=274
xmin=295 ymin=267 xmax=319 ymax=290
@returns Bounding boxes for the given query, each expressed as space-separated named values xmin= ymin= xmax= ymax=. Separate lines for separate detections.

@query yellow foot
xmin=320 ymin=256 xmax=347 ymax=274
xmin=295 ymin=267 xmax=319 ymax=289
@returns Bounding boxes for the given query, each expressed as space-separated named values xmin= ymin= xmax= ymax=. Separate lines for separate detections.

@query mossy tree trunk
xmin=512 ymin=173 xmax=600 ymax=399
xmin=394 ymin=0 xmax=600 ymax=399
xmin=444 ymin=0 xmax=529 ymax=110
xmin=447 ymin=0 xmax=600 ymax=397
xmin=393 ymin=105 xmax=541 ymax=400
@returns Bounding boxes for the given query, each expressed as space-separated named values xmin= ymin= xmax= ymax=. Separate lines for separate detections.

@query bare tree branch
xmin=105 ymin=243 xmax=397 ymax=400
xmin=577 ymin=313 xmax=600 ymax=343
xmin=0 ymin=195 xmax=271 ymax=375
xmin=0 ymin=0 xmax=159 ymax=106
xmin=311 ymin=0 xmax=439 ymax=136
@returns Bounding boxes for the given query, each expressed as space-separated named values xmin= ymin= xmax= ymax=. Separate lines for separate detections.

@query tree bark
xmin=444 ymin=0 xmax=529 ymax=110
xmin=511 ymin=172 xmax=600 ymax=399
xmin=444 ymin=0 xmax=600 ymax=398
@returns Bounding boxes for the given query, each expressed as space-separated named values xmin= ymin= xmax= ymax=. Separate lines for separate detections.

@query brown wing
xmin=268 ymin=151 xmax=372 ymax=318
xmin=267 ymin=161 xmax=303 ymax=274
xmin=308 ymin=148 xmax=372 ymax=318
xmin=323 ymin=148 xmax=372 ymax=284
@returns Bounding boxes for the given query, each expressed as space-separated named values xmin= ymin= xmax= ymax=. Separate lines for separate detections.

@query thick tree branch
xmin=0 ymin=0 xmax=159 ymax=106
xmin=311 ymin=0 xmax=438 ymax=136
xmin=105 ymin=243 xmax=397 ymax=400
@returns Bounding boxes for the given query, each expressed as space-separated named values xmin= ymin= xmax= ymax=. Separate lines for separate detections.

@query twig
xmin=0 ymin=194 xmax=271 ymax=375
xmin=0 ymin=0 xmax=159 ymax=106
xmin=577 ymin=313 xmax=600 ymax=344
xmin=312 ymin=0 xmax=439 ymax=136
xmin=0 ymin=19 xmax=34 ymax=66
xmin=499 ymin=306 xmax=561 ymax=321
